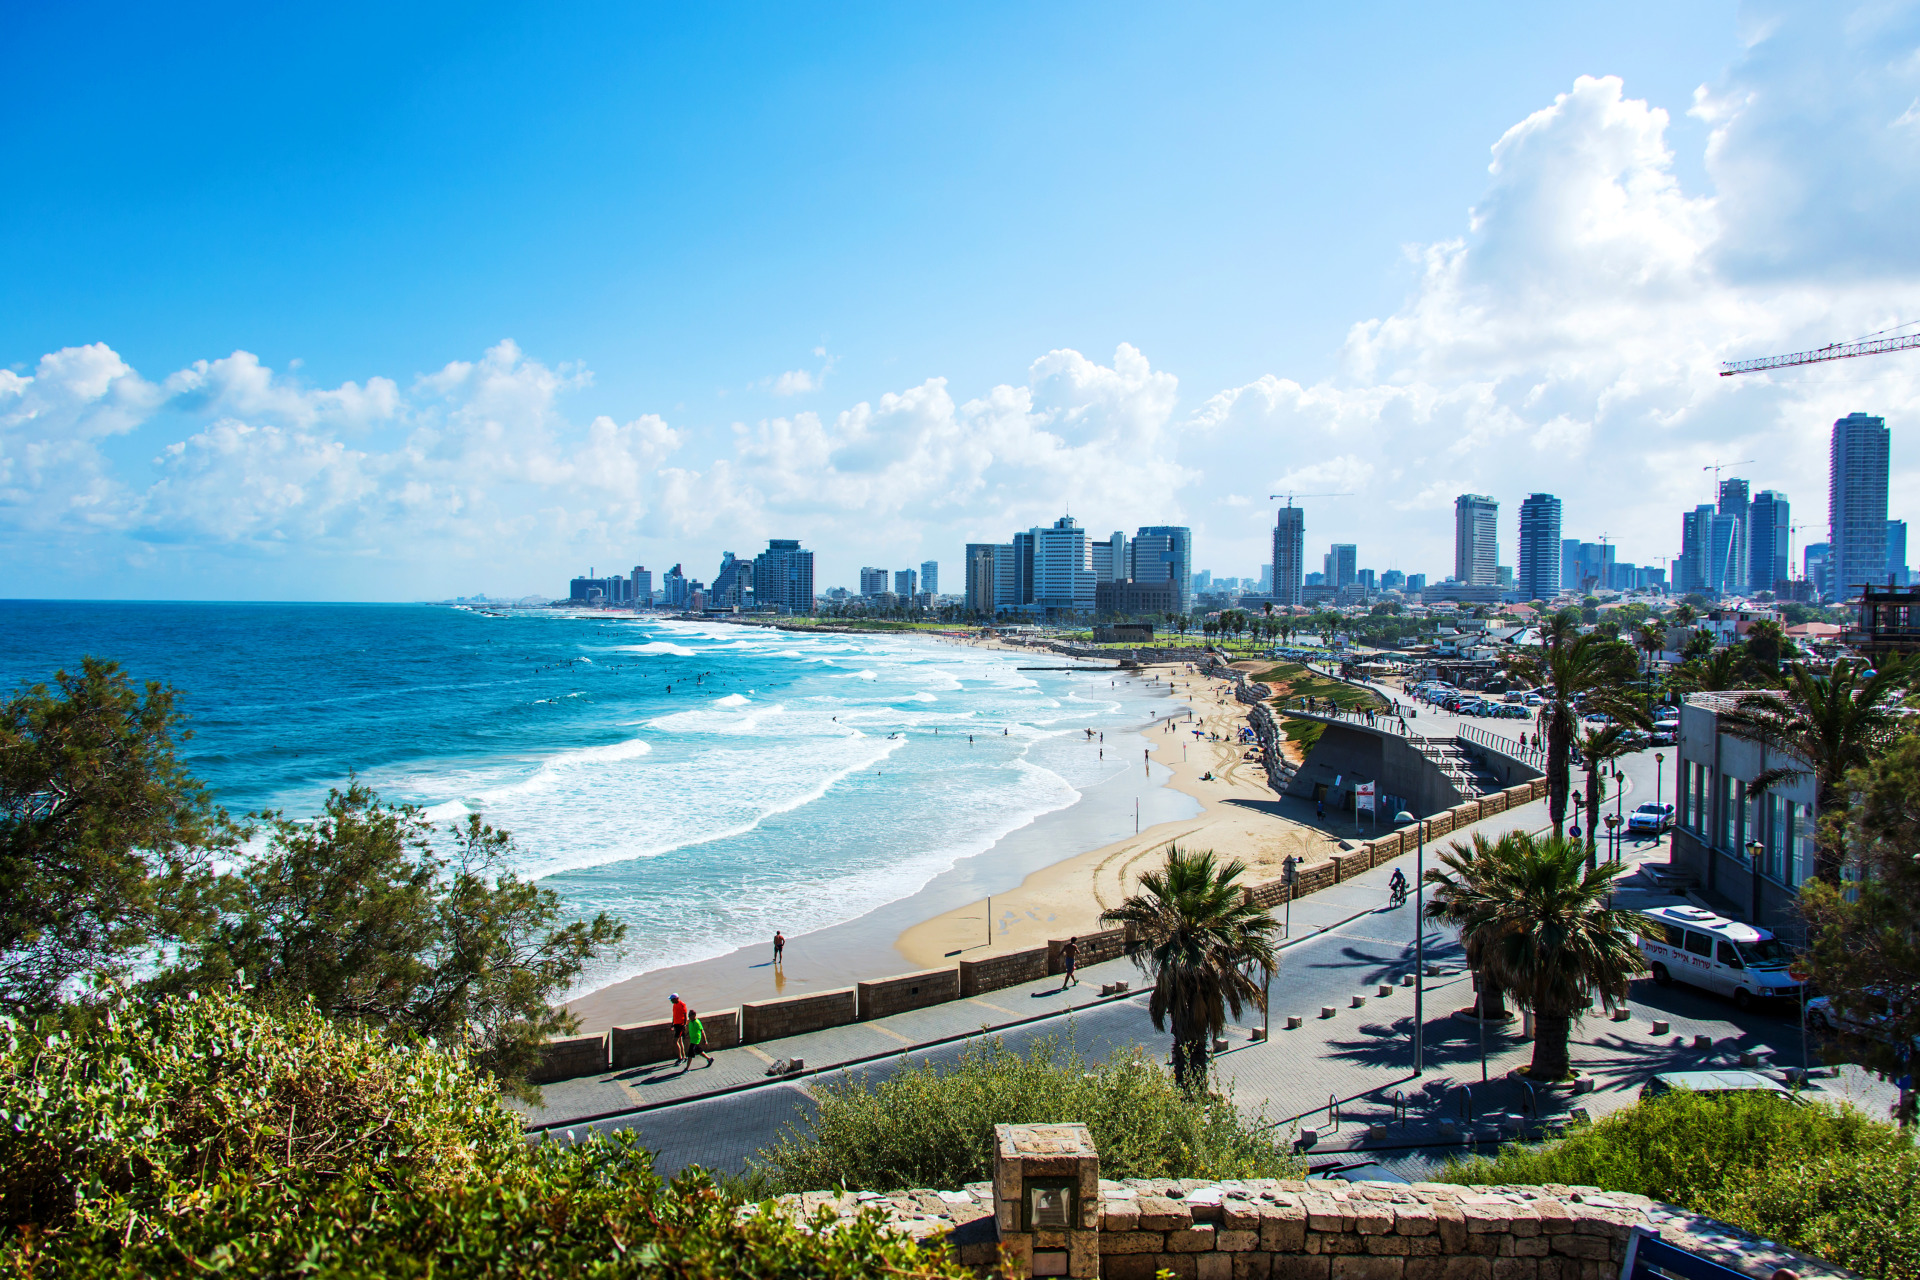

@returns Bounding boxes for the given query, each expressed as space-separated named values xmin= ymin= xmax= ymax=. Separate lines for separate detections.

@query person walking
xmin=773 ymin=931 xmax=785 ymax=965
xmin=683 ymin=1009 xmax=715 ymax=1070
xmin=669 ymin=992 xmax=689 ymax=1063
xmin=1059 ymin=937 xmax=1080 ymax=990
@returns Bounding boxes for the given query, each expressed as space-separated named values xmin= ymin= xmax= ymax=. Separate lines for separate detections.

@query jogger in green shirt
xmin=684 ymin=1011 xmax=714 ymax=1070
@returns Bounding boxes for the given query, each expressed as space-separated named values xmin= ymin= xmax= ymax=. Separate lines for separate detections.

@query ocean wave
xmin=619 ymin=641 xmax=699 ymax=657
xmin=714 ymin=693 xmax=750 ymax=707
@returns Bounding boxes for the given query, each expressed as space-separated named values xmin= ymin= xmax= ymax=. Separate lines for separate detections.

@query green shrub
xmin=751 ymin=1034 xmax=1301 ymax=1194
xmin=0 ymin=988 xmax=970 ymax=1279
xmin=1435 ymin=1089 xmax=1904 ymax=1204
xmin=1437 ymin=1090 xmax=1920 ymax=1280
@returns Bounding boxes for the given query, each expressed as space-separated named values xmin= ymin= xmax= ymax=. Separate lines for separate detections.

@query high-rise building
xmin=964 ymin=544 xmax=998 ymax=614
xmin=859 ymin=566 xmax=888 ymax=596
xmin=711 ymin=552 xmax=755 ymax=607
xmin=1887 ymin=520 xmax=1909 ymax=588
xmin=1453 ymin=494 xmax=1498 ymax=586
xmin=1029 ymin=516 xmax=1092 ymax=613
xmin=1406 ymin=573 xmax=1427 ymax=595
xmin=1676 ymin=504 xmax=1745 ymax=596
xmin=663 ymin=564 xmax=689 ymax=609
xmin=1326 ymin=543 xmax=1357 ymax=589
xmin=894 ymin=568 xmax=918 ymax=597
xmin=1496 ymin=566 xmax=1514 ymax=588
xmin=1830 ymin=412 xmax=1891 ymax=599
xmin=1748 ymin=490 xmax=1791 ymax=594
xmin=1381 ymin=569 xmax=1406 ymax=590
xmin=1717 ymin=478 xmax=1750 ymax=595
xmin=920 ymin=560 xmax=938 ymax=596
xmin=1131 ymin=526 xmax=1193 ymax=614
xmin=1357 ymin=569 xmax=1377 ymax=593
xmin=631 ymin=565 xmax=653 ymax=606
xmin=1804 ymin=541 xmax=1832 ymax=600
xmin=752 ymin=539 xmax=815 ymax=613
xmin=1257 ymin=564 xmax=1273 ymax=593
xmin=1093 ymin=532 xmax=1127 ymax=584
xmin=1271 ymin=505 xmax=1306 ymax=607
xmin=1565 ymin=542 xmax=1616 ymax=595
xmin=1517 ymin=493 xmax=1562 ymax=601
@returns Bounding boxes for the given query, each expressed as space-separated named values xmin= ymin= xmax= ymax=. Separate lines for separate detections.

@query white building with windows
xmin=1672 ymin=691 xmax=1821 ymax=939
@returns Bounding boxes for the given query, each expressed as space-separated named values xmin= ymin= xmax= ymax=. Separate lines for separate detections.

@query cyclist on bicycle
xmin=1387 ymin=867 xmax=1408 ymax=905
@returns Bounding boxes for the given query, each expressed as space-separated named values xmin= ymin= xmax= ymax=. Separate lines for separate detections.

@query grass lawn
xmin=1254 ymin=661 xmax=1389 ymax=755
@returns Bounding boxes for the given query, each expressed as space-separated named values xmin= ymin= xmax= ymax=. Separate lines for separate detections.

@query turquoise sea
xmin=0 ymin=603 xmax=1170 ymax=994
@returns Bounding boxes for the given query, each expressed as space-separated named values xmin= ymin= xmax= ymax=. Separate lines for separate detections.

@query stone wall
xmin=532 ymin=1031 xmax=608 ymax=1083
xmin=765 ymin=1177 xmax=1675 ymax=1280
xmin=960 ymin=946 xmax=1053 ymax=997
xmin=609 ymin=1009 xmax=741 ymax=1070
xmin=859 ymin=968 xmax=962 ymax=1020
xmin=741 ymin=986 xmax=857 ymax=1042
xmin=1050 ymin=928 xmax=1128 ymax=973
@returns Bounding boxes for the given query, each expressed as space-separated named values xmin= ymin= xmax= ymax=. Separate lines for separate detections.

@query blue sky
xmin=5 ymin=1 xmax=1919 ymax=599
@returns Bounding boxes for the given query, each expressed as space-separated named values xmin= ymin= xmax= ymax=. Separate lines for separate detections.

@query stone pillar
xmin=992 ymin=1122 xmax=1101 ymax=1278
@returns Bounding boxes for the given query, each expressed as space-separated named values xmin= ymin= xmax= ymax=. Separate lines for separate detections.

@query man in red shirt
xmin=669 ymin=993 xmax=689 ymax=1063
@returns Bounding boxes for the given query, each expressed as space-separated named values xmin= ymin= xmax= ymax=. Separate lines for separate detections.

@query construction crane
xmin=1268 ymin=491 xmax=1352 ymax=506
xmin=1702 ymin=458 xmax=1754 ymax=492
xmin=1721 ymin=323 xmax=1920 ymax=376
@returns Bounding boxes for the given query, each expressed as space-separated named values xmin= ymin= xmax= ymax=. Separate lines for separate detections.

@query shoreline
xmin=563 ymin=654 xmax=1334 ymax=1034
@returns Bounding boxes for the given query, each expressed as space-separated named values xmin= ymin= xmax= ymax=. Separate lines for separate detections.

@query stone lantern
xmin=991 ymin=1122 xmax=1100 ymax=1277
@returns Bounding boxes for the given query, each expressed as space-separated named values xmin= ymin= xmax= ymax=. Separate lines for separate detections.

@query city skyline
xmin=6 ymin=3 xmax=1920 ymax=601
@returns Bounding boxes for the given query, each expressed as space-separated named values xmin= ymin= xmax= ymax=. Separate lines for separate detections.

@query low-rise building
xmin=1671 ymin=692 xmax=1820 ymax=940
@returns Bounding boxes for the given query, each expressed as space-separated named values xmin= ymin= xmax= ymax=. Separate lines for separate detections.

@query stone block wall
xmin=1050 ymin=928 xmax=1128 ymax=973
xmin=764 ymin=1177 xmax=1675 ymax=1280
xmin=741 ymin=987 xmax=857 ymax=1041
xmin=960 ymin=946 xmax=1053 ymax=997
xmin=610 ymin=1010 xmax=741 ymax=1069
xmin=533 ymin=1031 xmax=608 ymax=1083
xmin=859 ymin=968 xmax=962 ymax=1019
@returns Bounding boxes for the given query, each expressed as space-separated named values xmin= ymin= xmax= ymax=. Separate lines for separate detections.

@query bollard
xmin=1650 ymin=1019 xmax=1670 ymax=1035
xmin=1611 ymin=1007 xmax=1632 ymax=1022
xmin=1693 ymin=1034 xmax=1713 ymax=1051
xmin=1286 ymin=1014 xmax=1304 ymax=1030
xmin=1250 ymin=1027 xmax=1267 ymax=1041
xmin=1366 ymin=1124 xmax=1388 ymax=1141
xmin=1212 ymin=1036 xmax=1229 ymax=1053
xmin=1401 ymin=973 xmax=1416 ymax=987
xmin=1321 ymin=1006 xmax=1337 ymax=1019
xmin=1351 ymin=994 xmax=1367 ymax=1008
xmin=1377 ymin=982 xmax=1393 ymax=997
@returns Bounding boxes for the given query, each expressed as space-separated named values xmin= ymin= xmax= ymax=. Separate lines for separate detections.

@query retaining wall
xmin=959 ymin=946 xmax=1053 ymax=997
xmin=533 ymin=1032 xmax=608 ymax=1084
xmin=858 ymin=968 xmax=962 ymax=1020
xmin=741 ymin=987 xmax=857 ymax=1042
xmin=1049 ymin=928 xmax=1128 ymax=974
xmin=609 ymin=1009 xmax=741 ymax=1070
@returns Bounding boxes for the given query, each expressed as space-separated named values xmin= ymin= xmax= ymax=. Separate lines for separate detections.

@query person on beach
xmin=669 ymin=993 xmax=689 ymax=1062
xmin=683 ymin=1010 xmax=714 ymax=1070
xmin=1060 ymin=937 xmax=1080 ymax=989
xmin=773 ymin=931 xmax=785 ymax=964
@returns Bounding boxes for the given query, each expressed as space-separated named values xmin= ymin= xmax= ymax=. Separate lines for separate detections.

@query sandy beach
xmin=563 ymin=650 xmax=1336 ymax=1034
xmin=895 ymin=660 xmax=1337 ymax=967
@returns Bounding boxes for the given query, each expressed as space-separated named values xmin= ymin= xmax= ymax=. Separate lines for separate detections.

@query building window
xmin=1719 ymin=778 xmax=1744 ymax=853
xmin=1765 ymin=793 xmax=1787 ymax=882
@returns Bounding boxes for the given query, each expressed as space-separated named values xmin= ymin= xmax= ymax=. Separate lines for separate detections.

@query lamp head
xmin=1395 ymin=810 xmax=1415 ymax=824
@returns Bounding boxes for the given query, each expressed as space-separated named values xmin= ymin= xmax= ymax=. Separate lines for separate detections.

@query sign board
xmin=1355 ymin=781 xmax=1376 ymax=815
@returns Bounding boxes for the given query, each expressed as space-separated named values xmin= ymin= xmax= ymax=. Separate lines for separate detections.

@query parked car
xmin=1640 ymin=1070 xmax=1798 ymax=1101
xmin=1805 ymin=988 xmax=1919 ymax=1054
xmin=1626 ymin=802 xmax=1674 ymax=834
xmin=1632 ymin=904 xmax=1802 ymax=1010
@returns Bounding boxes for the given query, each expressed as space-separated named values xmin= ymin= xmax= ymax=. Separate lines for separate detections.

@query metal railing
xmin=1458 ymin=722 xmax=1547 ymax=771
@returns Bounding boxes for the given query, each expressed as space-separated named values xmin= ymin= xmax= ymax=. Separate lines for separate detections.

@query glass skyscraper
xmin=1829 ymin=412 xmax=1890 ymax=599
xmin=1517 ymin=493 xmax=1562 ymax=601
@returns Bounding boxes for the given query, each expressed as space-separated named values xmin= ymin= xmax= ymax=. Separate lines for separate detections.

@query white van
xmin=1632 ymin=904 xmax=1801 ymax=1011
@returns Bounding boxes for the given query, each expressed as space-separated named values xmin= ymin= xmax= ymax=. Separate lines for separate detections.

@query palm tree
xmin=1101 ymin=846 xmax=1279 ymax=1090
xmin=1671 ymin=602 xmax=1697 ymax=628
xmin=1668 ymin=645 xmax=1749 ymax=694
xmin=1573 ymin=723 xmax=1631 ymax=868
xmin=1506 ymin=632 xmax=1644 ymax=835
xmin=1718 ymin=657 xmax=1913 ymax=884
xmin=1423 ymin=833 xmax=1513 ymax=1022
xmin=1456 ymin=832 xmax=1643 ymax=1080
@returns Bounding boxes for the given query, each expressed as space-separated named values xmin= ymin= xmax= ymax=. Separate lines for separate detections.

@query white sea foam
xmin=620 ymin=641 xmax=699 ymax=657
xmin=714 ymin=693 xmax=750 ymax=707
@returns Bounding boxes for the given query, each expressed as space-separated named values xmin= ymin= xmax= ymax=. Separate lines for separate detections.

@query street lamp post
xmin=1394 ymin=810 xmax=1425 ymax=1076
xmin=1746 ymin=839 xmax=1766 ymax=927
xmin=1654 ymin=753 xmax=1665 ymax=809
